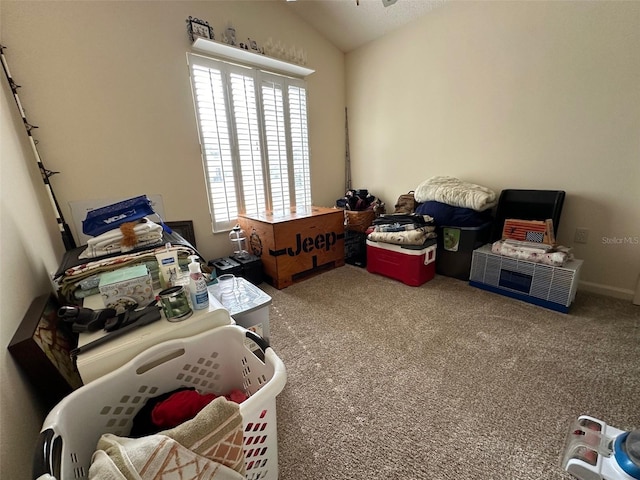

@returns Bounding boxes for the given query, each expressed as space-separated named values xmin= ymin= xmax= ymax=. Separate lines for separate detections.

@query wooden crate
xmin=238 ymin=207 xmax=345 ymax=289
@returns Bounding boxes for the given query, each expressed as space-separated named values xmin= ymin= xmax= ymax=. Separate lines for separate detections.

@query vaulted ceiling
xmin=286 ymin=0 xmax=445 ymax=52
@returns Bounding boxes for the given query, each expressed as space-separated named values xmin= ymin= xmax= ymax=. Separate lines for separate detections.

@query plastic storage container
xmin=436 ymin=221 xmax=492 ymax=280
xmin=469 ymin=244 xmax=583 ymax=313
xmin=366 ymin=240 xmax=436 ymax=286
xmin=33 ymin=325 xmax=287 ymax=480
xmin=209 ymin=276 xmax=272 ymax=341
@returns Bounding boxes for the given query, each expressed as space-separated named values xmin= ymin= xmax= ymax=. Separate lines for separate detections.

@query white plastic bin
xmin=33 ymin=325 xmax=286 ymax=480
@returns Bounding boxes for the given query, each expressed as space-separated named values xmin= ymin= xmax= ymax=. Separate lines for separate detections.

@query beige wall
xmin=1 ymin=0 xmax=346 ymax=262
xmin=0 ymin=1 xmax=344 ymax=475
xmin=346 ymin=1 xmax=640 ymax=298
xmin=1 ymin=52 xmax=65 ymax=479
xmin=2 ymin=0 xmax=639 ymax=474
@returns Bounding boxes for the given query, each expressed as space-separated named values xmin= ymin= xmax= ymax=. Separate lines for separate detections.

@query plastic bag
xmin=82 ymin=195 xmax=155 ymax=237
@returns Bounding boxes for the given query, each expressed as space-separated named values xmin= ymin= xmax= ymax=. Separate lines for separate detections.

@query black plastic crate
xmin=208 ymin=256 xmax=242 ymax=277
xmin=231 ymin=253 xmax=264 ymax=285
xmin=345 ymin=231 xmax=368 ymax=268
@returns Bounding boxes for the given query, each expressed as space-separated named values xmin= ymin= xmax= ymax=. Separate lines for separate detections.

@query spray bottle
xmin=188 ymin=255 xmax=209 ymax=310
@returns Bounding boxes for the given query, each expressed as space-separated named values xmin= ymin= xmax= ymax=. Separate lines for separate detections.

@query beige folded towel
xmin=89 ymin=396 xmax=246 ymax=479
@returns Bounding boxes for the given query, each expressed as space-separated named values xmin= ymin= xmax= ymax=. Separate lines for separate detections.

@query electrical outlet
xmin=574 ymin=228 xmax=589 ymax=244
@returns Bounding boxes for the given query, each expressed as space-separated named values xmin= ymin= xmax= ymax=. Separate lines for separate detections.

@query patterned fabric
xmin=89 ymin=397 xmax=246 ymax=479
xmin=526 ymin=231 xmax=544 ymax=243
xmin=491 ymin=240 xmax=572 ymax=267
xmin=372 ymin=223 xmax=418 ymax=233
xmin=58 ymin=245 xmax=196 ymax=303
xmin=368 ymin=226 xmax=437 ymax=246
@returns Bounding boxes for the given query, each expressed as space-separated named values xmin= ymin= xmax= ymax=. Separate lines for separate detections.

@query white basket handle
xmin=100 ymin=325 xmax=264 ymax=378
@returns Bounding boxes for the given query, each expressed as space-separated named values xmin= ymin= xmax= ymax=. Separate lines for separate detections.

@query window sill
xmin=192 ymin=38 xmax=315 ymax=78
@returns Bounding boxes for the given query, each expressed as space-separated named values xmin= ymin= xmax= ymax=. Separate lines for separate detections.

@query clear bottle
xmin=188 ymin=256 xmax=209 ymax=310
xmin=229 ymin=224 xmax=249 ymax=259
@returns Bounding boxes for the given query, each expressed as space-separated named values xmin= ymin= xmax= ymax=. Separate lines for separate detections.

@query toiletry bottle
xmin=156 ymin=243 xmax=179 ymax=288
xmin=188 ymin=256 xmax=209 ymax=310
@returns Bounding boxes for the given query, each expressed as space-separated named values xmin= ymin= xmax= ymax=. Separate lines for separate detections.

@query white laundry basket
xmin=33 ymin=325 xmax=286 ymax=480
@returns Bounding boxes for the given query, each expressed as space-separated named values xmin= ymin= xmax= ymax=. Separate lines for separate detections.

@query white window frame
xmin=187 ymin=53 xmax=312 ymax=233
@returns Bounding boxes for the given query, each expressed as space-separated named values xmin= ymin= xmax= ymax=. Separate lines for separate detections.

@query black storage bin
xmin=231 ymin=253 xmax=264 ymax=285
xmin=345 ymin=230 xmax=368 ymax=268
xmin=208 ymin=256 xmax=242 ymax=277
xmin=436 ymin=221 xmax=492 ymax=280
xmin=491 ymin=189 xmax=565 ymax=242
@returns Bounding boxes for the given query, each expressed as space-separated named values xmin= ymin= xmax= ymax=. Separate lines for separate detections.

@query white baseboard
xmin=578 ymin=280 xmax=636 ymax=302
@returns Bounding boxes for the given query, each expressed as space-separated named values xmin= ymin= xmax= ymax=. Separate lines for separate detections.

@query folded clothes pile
xmin=79 ymin=217 xmax=164 ymax=259
xmin=367 ymin=213 xmax=437 ymax=246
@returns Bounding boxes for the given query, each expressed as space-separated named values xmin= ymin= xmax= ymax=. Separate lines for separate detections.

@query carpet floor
xmin=260 ymin=265 xmax=640 ymax=480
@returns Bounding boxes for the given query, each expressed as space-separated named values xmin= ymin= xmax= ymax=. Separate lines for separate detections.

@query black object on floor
xmin=231 ymin=253 xmax=264 ymax=284
xmin=208 ymin=257 xmax=242 ymax=277
xmin=345 ymin=230 xmax=367 ymax=268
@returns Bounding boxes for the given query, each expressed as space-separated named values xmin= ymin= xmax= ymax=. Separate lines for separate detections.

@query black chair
xmin=491 ymin=189 xmax=565 ymax=242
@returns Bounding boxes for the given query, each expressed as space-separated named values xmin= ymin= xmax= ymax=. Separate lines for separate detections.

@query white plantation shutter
xmin=261 ymin=77 xmax=290 ymax=212
xmin=229 ymin=71 xmax=266 ymax=217
xmin=187 ymin=54 xmax=312 ymax=232
xmin=288 ymin=84 xmax=312 ymax=207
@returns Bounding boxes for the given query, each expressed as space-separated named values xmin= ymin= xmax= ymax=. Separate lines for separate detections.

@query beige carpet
xmin=260 ymin=265 xmax=640 ymax=480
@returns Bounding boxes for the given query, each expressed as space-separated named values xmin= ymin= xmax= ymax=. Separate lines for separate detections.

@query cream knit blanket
xmin=414 ymin=176 xmax=497 ymax=212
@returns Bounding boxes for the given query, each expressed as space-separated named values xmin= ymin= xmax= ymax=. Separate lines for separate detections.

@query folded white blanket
xmin=79 ymin=218 xmax=164 ymax=259
xmin=414 ymin=176 xmax=497 ymax=212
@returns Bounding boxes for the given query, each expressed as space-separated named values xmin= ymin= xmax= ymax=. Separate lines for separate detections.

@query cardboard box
xmin=99 ymin=265 xmax=154 ymax=312
xmin=366 ymin=240 xmax=436 ymax=287
xmin=238 ymin=206 xmax=345 ymax=289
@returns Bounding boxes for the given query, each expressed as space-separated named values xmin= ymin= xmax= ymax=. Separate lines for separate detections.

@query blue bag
xmin=82 ymin=195 xmax=156 ymax=237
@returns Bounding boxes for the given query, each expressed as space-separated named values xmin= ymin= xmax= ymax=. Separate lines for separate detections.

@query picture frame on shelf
xmin=8 ymin=294 xmax=83 ymax=407
xmin=187 ymin=16 xmax=214 ymax=43
xmin=166 ymin=220 xmax=196 ymax=248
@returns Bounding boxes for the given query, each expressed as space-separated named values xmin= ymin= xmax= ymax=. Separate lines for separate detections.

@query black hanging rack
xmin=1 ymin=44 xmax=76 ymax=251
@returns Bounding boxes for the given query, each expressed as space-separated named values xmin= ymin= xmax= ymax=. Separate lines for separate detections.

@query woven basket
xmin=344 ymin=209 xmax=376 ymax=233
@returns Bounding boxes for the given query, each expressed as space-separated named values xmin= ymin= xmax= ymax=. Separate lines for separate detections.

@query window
xmin=187 ymin=53 xmax=312 ymax=232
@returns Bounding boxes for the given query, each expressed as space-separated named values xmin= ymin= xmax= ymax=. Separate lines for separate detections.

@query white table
xmin=76 ymin=289 xmax=232 ymax=384
xmin=75 ymin=279 xmax=272 ymax=384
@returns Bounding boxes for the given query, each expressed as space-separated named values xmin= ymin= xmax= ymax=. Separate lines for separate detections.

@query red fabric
xmin=151 ymin=390 xmax=216 ymax=428
xmin=226 ymin=389 xmax=248 ymax=404
xmin=151 ymin=389 xmax=249 ymax=429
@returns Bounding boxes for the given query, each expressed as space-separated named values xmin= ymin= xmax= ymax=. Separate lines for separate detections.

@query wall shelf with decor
xmin=192 ymin=37 xmax=315 ymax=78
